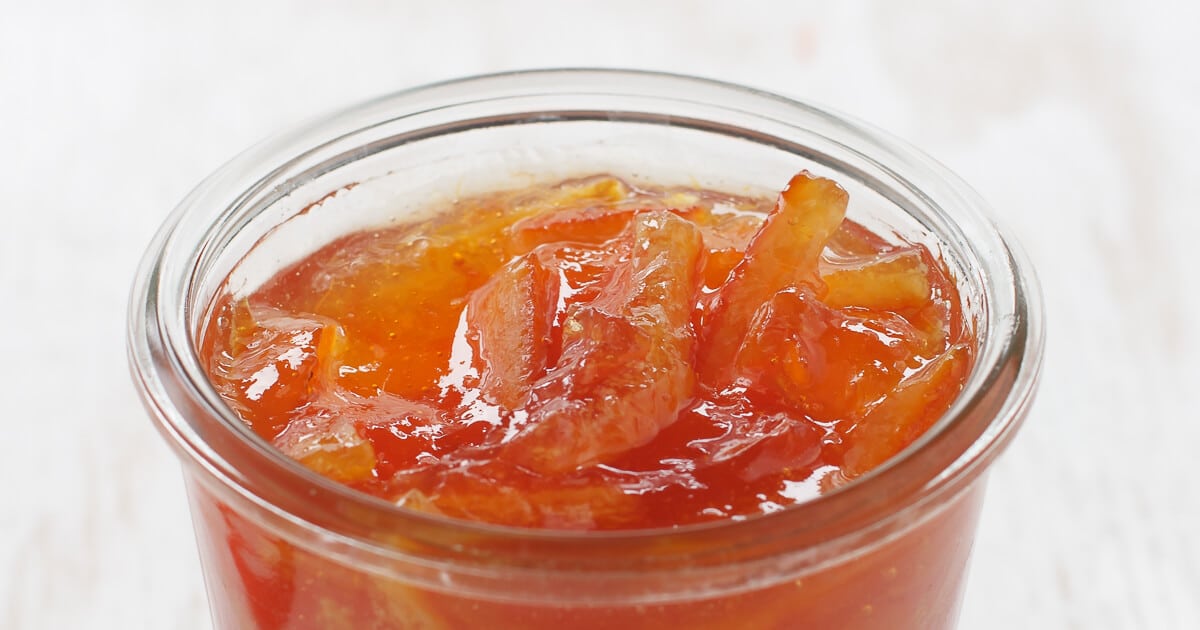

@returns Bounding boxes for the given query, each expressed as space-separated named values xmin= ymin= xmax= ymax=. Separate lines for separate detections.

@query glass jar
xmin=128 ymin=69 xmax=1043 ymax=629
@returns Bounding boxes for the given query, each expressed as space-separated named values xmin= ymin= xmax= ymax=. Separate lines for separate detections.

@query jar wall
xmin=185 ymin=464 xmax=986 ymax=630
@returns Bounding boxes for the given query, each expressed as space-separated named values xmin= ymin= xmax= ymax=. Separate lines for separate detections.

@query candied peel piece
xmin=821 ymin=228 xmax=961 ymax=351
xmin=821 ymin=248 xmax=932 ymax=312
xmin=699 ymin=171 xmax=848 ymax=385
xmin=512 ymin=197 xmax=706 ymax=252
xmin=268 ymin=390 xmax=447 ymax=484
xmin=492 ymin=175 xmax=633 ymax=248
xmin=841 ymin=344 xmax=970 ymax=477
xmin=735 ymin=289 xmax=926 ymax=422
xmin=909 ymin=250 xmax=966 ymax=355
xmin=687 ymin=397 xmax=822 ymax=483
xmin=273 ymin=405 xmax=377 ymax=484
xmin=461 ymin=253 xmax=559 ymax=410
xmin=450 ymin=241 xmax=620 ymax=418
xmin=500 ymin=210 xmax=703 ymax=473
xmin=208 ymin=302 xmax=345 ymax=436
xmin=513 ymin=203 xmax=640 ymax=249
xmin=526 ymin=242 xmax=619 ymax=340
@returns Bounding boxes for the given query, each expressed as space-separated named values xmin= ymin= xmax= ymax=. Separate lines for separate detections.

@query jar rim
xmin=128 ymin=68 xmax=1044 ymax=578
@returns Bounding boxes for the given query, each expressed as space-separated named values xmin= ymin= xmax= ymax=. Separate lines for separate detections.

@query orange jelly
xmin=200 ymin=171 xmax=973 ymax=531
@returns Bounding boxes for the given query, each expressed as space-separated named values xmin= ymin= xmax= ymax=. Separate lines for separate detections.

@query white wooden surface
xmin=2 ymin=1 xmax=1197 ymax=628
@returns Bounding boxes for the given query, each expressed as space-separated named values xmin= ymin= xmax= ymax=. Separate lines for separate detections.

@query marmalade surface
xmin=200 ymin=171 xmax=972 ymax=530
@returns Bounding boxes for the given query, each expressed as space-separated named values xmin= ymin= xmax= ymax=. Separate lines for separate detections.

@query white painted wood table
xmin=2 ymin=1 xmax=1196 ymax=628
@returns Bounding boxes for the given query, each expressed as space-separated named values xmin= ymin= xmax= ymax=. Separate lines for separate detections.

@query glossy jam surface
xmin=200 ymin=172 xmax=972 ymax=530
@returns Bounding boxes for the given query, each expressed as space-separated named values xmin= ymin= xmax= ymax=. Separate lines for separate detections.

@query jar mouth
xmin=128 ymin=69 xmax=1044 ymax=577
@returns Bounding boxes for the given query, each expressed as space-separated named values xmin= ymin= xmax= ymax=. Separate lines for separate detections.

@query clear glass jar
xmin=128 ymin=69 xmax=1043 ymax=629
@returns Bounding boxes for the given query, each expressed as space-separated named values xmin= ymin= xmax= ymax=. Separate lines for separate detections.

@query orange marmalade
xmin=200 ymin=171 xmax=972 ymax=531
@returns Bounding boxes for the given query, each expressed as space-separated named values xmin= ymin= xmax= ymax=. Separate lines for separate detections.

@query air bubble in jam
xmin=200 ymin=171 xmax=974 ymax=531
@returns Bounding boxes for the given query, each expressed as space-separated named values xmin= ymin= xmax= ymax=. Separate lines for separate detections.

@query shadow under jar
xmin=128 ymin=69 xmax=1043 ymax=630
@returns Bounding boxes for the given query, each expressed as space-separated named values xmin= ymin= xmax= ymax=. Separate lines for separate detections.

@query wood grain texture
xmin=1 ymin=1 xmax=1196 ymax=628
